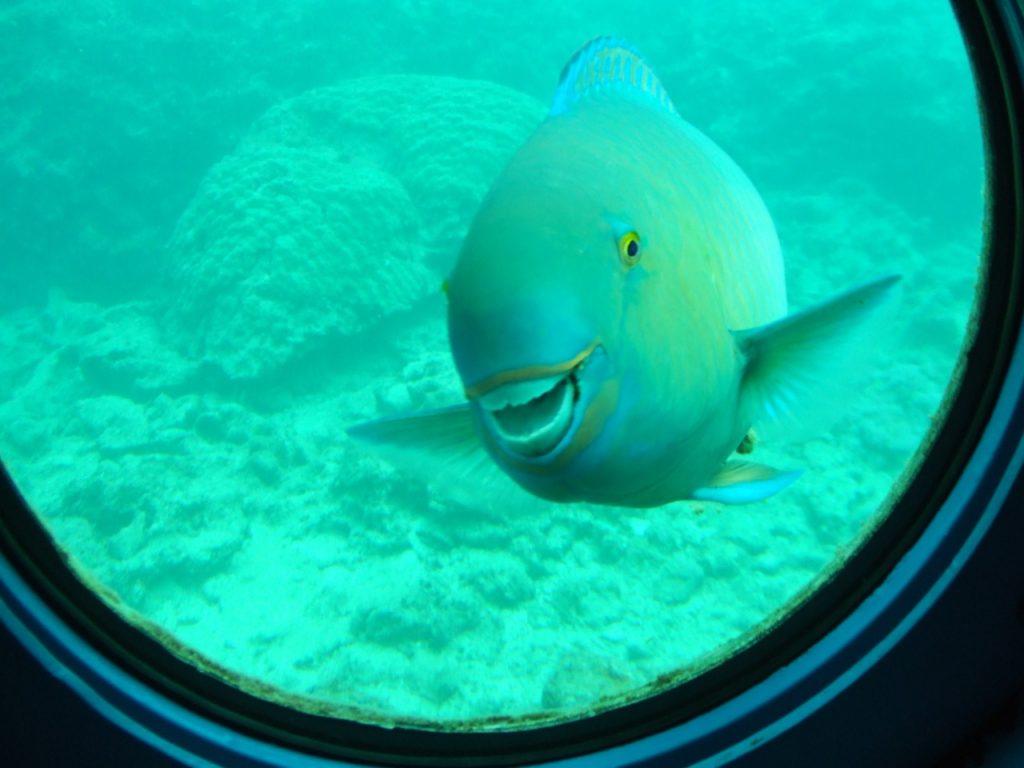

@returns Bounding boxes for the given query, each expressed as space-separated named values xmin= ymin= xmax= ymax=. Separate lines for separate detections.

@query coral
xmin=164 ymin=75 xmax=542 ymax=380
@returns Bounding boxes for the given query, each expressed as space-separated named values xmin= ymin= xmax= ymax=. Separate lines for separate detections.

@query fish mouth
xmin=474 ymin=345 xmax=598 ymax=459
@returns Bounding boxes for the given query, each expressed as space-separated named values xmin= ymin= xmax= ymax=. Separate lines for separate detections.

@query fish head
xmin=445 ymin=122 xmax=685 ymax=501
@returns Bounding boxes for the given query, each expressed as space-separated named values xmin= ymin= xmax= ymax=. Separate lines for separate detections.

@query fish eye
xmin=618 ymin=230 xmax=642 ymax=267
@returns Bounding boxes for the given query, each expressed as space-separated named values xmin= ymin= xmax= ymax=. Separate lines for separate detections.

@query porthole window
xmin=1 ymin=1 xmax=1018 ymax=766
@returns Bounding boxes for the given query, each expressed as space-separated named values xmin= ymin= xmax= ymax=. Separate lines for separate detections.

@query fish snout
xmin=469 ymin=342 xmax=604 ymax=461
xmin=478 ymin=368 xmax=578 ymax=458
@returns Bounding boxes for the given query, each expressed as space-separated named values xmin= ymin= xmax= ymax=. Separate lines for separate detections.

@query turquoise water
xmin=0 ymin=1 xmax=982 ymax=728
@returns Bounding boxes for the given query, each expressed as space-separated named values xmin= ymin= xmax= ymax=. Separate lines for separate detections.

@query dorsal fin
xmin=550 ymin=37 xmax=676 ymax=117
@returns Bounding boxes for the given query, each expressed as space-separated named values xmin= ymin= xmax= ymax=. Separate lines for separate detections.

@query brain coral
xmin=165 ymin=75 xmax=543 ymax=380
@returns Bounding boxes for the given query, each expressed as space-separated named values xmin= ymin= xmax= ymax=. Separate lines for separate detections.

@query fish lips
xmin=471 ymin=343 xmax=608 ymax=461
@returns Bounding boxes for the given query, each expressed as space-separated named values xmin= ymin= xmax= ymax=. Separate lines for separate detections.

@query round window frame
xmin=1 ymin=0 xmax=1023 ymax=765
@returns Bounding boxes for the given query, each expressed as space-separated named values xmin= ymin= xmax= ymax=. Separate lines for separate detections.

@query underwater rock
xmin=73 ymin=301 xmax=195 ymax=398
xmin=461 ymin=555 xmax=535 ymax=608
xmin=165 ymin=75 xmax=543 ymax=380
xmin=540 ymin=651 xmax=635 ymax=712
xmin=375 ymin=382 xmax=412 ymax=414
xmin=348 ymin=578 xmax=479 ymax=652
xmin=76 ymin=395 xmax=151 ymax=456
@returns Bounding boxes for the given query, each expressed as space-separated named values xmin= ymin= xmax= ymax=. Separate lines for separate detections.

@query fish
xmin=349 ymin=37 xmax=900 ymax=507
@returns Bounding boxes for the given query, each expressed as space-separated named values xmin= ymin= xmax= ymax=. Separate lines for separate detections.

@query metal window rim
xmin=1 ymin=0 xmax=1022 ymax=766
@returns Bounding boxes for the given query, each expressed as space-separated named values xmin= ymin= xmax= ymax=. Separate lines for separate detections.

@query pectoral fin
xmin=691 ymin=460 xmax=803 ymax=505
xmin=734 ymin=274 xmax=901 ymax=432
xmin=348 ymin=404 xmax=479 ymax=456
xmin=347 ymin=404 xmax=515 ymax=496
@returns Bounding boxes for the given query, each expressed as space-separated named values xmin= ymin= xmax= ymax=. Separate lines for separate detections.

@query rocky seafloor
xmin=0 ymin=0 xmax=983 ymax=727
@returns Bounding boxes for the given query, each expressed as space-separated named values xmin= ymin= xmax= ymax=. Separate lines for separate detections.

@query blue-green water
xmin=0 ymin=1 xmax=982 ymax=728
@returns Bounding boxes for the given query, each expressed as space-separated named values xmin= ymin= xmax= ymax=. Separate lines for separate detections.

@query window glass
xmin=0 ymin=0 xmax=982 ymax=728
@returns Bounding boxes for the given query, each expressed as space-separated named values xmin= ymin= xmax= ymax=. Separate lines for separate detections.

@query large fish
xmin=350 ymin=37 xmax=898 ymax=507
